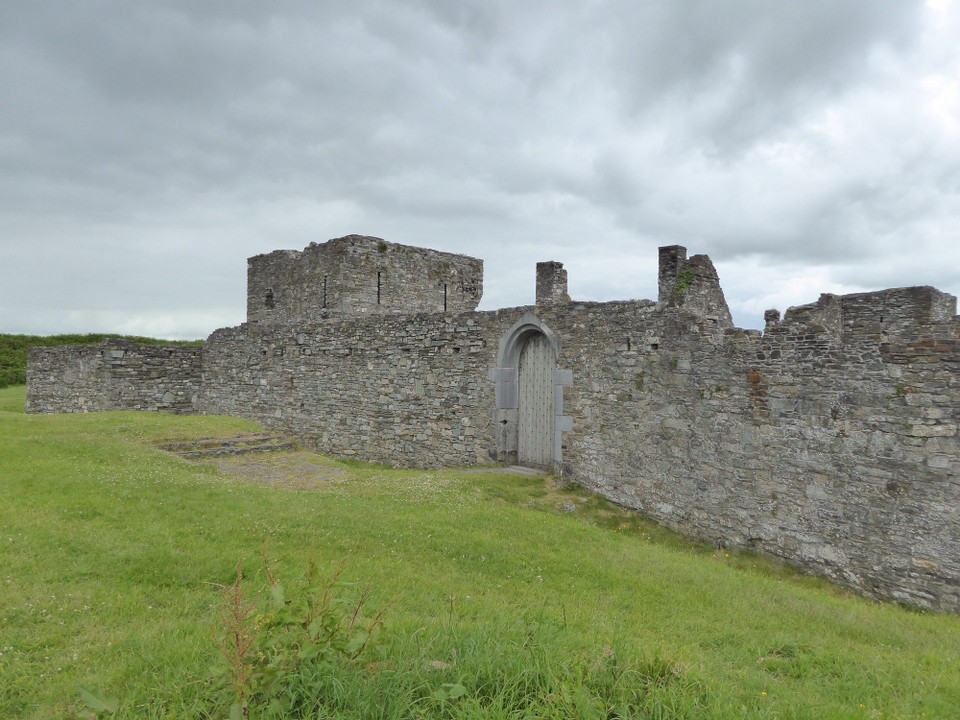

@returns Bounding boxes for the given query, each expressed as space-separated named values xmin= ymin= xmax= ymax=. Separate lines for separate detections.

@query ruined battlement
xmin=771 ymin=286 xmax=958 ymax=337
xmin=657 ymin=245 xmax=734 ymax=329
xmin=247 ymin=234 xmax=483 ymax=324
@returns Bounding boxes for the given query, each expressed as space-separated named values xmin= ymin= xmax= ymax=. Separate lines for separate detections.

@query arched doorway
xmin=517 ymin=332 xmax=555 ymax=467
xmin=490 ymin=312 xmax=573 ymax=471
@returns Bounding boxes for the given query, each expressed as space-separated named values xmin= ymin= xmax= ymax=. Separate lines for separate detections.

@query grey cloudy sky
xmin=2 ymin=0 xmax=958 ymax=338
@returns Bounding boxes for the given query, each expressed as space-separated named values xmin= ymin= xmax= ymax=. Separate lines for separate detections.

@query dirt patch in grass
xmin=204 ymin=451 xmax=352 ymax=491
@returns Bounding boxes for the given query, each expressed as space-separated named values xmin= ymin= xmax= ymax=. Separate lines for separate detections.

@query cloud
xmin=1 ymin=0 xmax=957 ymax=336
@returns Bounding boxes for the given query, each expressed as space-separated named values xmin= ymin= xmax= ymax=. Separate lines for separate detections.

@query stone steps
xmin=158 ymin=433 xmax=295 ymax=459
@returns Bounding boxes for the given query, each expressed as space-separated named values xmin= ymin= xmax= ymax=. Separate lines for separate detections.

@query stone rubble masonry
xmin=25 ymin=237 xmax=960 ymax=614
xmin=247 ymin=234 xmax=483 ymax=324
xmin=200 ymin=312 xmax=501 ymax=468
xmin=27 ymin=340 xmax=201 ymax=414
xmin=657 ymin=245 xmax=734 ymax=329
xmin=536 ymin=261 xmax=569 ymax=305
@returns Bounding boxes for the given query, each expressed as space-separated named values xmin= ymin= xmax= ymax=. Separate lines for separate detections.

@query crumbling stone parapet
xmin=535 ymin=261 xmax=569 ymax=306
xmin=657 ymin=245 xmax=733 ymax=329
xmin=764 ymin=309 xmax=780 ymax=330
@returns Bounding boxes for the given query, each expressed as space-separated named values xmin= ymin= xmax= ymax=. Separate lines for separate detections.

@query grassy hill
xmin=0 ymin=333 xmax=202 ymax=388
xmin=1 ymin=384 xmax=958 ymax=719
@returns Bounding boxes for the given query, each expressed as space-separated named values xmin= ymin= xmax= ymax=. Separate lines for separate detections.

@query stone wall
xmin=201 ymin=311 xmax=506 ymax=467
xmin=202 ymin=249 xmax=960 ymax=612
xmin=27 ymin=340 xmax=201 ymax=414
xmin=247 ymin=235 xmax=483 ymax=324
xmin=523 ymin=291 xmax=959 ymax=612
xmin=25 ymin=238 xmax=960 ymax=613
xmin=26 ymin=344 xmax=106 ymax=413
xmin=657 ymin=245 xmax=733 ymax=328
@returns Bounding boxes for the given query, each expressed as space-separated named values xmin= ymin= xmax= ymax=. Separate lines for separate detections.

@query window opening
xmin=265 ymin=289 xmax=275 ymax=309
xmin=377 ymin=272 xmax=382 ymax=305
xmin=443 ymin=283 xmax=448 ymax=312
xmin=322 ymin=276 xmax=327 ymax=308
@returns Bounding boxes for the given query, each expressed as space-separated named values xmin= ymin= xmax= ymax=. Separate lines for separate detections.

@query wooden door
xmin=518 ymin=333 xmax=555 ymax=468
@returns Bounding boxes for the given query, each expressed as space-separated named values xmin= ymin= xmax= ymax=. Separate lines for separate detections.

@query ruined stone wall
xmin=200 ymin=311 xmax=509 ymax=467
xmin=247 ymin=235 xmax=483 ymax=324
xmin=24 ymin=237 xmax=960 ymax=612
xmin=26 ymin=344 xmax=107 ymax=413
xmin=27 ymin=340 xmax=201 ymax=414
xmin=525 ymin=288 xmax=959 ymax=612
xmin=657 ymin=245 xmax=733 ymax=328
xmin=198 ymin=283 xmax=960 ymax=611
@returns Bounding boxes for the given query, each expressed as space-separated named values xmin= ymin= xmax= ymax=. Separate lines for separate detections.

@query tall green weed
xmin=211 ymin=559 xmax=387 ymax=719
xmin=201 ymin=560 xmax=702 ymax=719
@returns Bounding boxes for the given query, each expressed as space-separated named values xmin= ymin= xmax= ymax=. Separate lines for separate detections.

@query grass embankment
xmin=1 ymin=384 xmax=958 ymax=718
xmin=0 ymin=334 xmax=203 ymax=388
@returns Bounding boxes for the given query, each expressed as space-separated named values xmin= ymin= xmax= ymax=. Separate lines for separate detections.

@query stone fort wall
xmin=200 ymin=277 xmax=959 ymax=611
xmin=27 ymin=340 xmax=201 ymax=414
xmin=536 ymin=290 xmax=959 ymax=613
xmin=201 ymin=312 xmax=498 ymax=467
xmin=25 ymin=237 xmax=960 ymax=613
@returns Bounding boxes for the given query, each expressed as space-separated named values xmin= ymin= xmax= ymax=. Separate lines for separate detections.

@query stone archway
xmin=489 ymin=313 xmax=572 ymax=471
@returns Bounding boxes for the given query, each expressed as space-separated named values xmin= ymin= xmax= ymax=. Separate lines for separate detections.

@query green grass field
xmin=1 ymin=383 xmax=958 ymax=719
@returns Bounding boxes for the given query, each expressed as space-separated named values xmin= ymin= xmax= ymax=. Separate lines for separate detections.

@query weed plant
xmin=1 ymin=384 xmax=959 ymax=718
